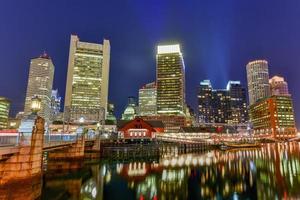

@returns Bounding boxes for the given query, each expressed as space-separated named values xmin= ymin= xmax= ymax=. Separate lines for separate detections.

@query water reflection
xmin=91 ymin=142 xmax=300 ymax=200
xmin=0 ymin=176 xmax=42 ymax=200
xmin=2 ymin=142 xmax=300 ymax=199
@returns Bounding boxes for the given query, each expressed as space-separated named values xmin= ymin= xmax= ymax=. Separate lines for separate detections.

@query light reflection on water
xmin=2 ymin=142 xmax=300 ymax=200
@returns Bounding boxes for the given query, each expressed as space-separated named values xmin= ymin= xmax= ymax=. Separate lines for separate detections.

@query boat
xmin=219 ymin=142 xmax=261 ymax=150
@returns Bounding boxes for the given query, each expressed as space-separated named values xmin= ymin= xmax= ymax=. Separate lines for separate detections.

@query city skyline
xmin=1 ymin=1 xmax=300 ymax=127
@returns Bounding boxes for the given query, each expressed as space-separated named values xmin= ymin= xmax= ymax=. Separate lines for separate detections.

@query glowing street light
xmin=31 ymin=96 xmax=41 ymax=114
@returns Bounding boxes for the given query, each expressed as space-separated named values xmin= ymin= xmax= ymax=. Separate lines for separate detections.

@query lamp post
xmin=31 ymin=96 xmax=42 ymax=115
xmin=18 ymin=96 xmax=42 ymax=145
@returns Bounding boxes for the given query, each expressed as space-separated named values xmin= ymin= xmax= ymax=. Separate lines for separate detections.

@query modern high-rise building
xmin=24 ymin=53 xmax=54 ymax=122
xmin=156 ymin=44 xmax=185 ymax=116
xmin=198 ymin=80 xmax=247 ymax=124
xmin=249 ymin=95 xmax=296 ymax=138
xmin=197 ymin=80 xmax=213 ymax=123
xmin=64 ymin=35 xmax=110 ymax=123
xmin=50 ymin=89 xmax=62 ymax=121
xmin=246 ymin=60 xmax=271 ymax=105
xmin=0 ymin=97 xmax=10 ymax=129
xmin=227 ymin=81 xmax=248 ymax=124
xmin=269 ymin=75 xmax=290 ymax=96
xmin=138 ymin=82 xmax=157 ymax=116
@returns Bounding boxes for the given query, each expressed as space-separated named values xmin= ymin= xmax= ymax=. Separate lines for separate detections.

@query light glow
xmin=157 ymin=44 xmax=181 ymax=54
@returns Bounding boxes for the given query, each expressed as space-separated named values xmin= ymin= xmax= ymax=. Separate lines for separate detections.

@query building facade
xmin=156 ymin=44 xmax=185 ymax=115
xmin=227 ymin=81 xmax=248 ymax=124
xmin=246 ymin=60 xmax=271 ymax=105
xmin=269 ymin=75 xmax=289 ymax=96
xmin=64 ymin=35 xmax=110 ymax=123
xmin=50 ymin=89 xmax=61 ymax=121
xmin=117 ymin=118 xmax=164 ymax=141
xmin=0 ymin=97 xmax=10 ymax=129
xmin=249 ymin=95 xmax=296 ymax=138
xmin=198 ymin=80 xmax=247 ymax=124
xmin=138 ymin=82 xmax=157 ymax=116
xmin=141 ymin=115 xmax=186 ymax=133
xmin=122 ymin=97 xmax=138 ymax=120
xmin=24 ymin=53 xmax=54 ymax=122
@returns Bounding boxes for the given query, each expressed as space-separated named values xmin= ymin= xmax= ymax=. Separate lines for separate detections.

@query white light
xmin=79 ymin=117 xmax=85 ymax=123
xmin=157 ymin=44 xmax=181 ymax=54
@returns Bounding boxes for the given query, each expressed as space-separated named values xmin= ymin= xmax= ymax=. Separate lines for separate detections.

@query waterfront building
xmin=141 ymin=115 xmax=186 ymax=133
xmin=122 ymin=97 xmax=138 ymax=120
xmin=0 ymin=97 xmax=10 ymax=129
xmin=138 ymin=82 xmax=157 ymax=116
xmin=197 ymin=80 xmax=247 ymax=124
xmin=50 ymin=89 xmax=61 ymax=121
xmin=64 ymin=35 xmax=110 ymax=123
xmin=246 ymin=60 xmax=270 ymax=105
xmin=269 ymin=75 xmax=290 ymax=96
xmin=156 ymin=44 xmax=185 ymax=115
xmin=249 ymin=95 xmax=296 ymax=138
xmin=117 ymin=117 xmax=164 ymax=140
xmin=23 ymin=53 xmax=54 ymax=122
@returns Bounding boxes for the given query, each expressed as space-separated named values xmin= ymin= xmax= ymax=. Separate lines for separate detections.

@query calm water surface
xmin=6 ymin=142 xmax=300 ymax=200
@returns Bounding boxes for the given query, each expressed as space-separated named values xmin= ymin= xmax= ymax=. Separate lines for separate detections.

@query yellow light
xmin=31 ymin=96 xmax=41 ymax=113
xmin=157 ymin=44 xmax=181 ymax=54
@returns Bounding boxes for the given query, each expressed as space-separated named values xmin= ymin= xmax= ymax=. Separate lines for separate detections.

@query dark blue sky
xmin=1 ymin=0 xmax=300 ymax=127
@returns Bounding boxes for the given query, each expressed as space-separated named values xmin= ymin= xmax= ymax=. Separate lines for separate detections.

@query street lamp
xmin=31 ymin=96 xmax=41 ymax=115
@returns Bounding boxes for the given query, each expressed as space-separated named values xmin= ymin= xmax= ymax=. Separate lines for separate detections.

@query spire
xmin=40 ymin=51 xmax=50 ymax=59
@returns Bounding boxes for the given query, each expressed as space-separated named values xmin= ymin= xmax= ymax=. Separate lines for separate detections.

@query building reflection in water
xmin=2 ymin=142 xmax=300 ymax=199
xmin=96 ymin=142 xmax=300 ymax=200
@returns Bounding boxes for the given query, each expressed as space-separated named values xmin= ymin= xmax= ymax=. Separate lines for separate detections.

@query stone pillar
xmin=0 ymin=116 xmax=44 ymax=185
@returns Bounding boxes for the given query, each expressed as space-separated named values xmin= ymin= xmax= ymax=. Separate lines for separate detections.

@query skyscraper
xmin=197 ymin=80 xmax=213 ymax=123
xmin=197 ymin=80 xmax=248 ymax=124
xmin=0 ymin=97 xmax=10 ymax=129
xmin=156 ymin=44 xmax=185 ymax=115
xmin=246 ymin=60 xmax=271 ymax=105
xmin=50 ymin=89 xmax=62 ymax=121
xmin=227 ymin=81 xmax=248 ymax=124
xmin=64 ymin=35 xmax=110 ymax=123
xmin=138 ymin=82 xmax=157 ymax=116
xmin=24 ymin=53 xmax=54 ymax=122
xmin=269 ymin=75 xmax=290 ymax=96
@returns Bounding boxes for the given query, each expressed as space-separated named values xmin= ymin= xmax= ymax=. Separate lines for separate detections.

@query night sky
xmin=1 ymin=1 xmax=300 ymax=127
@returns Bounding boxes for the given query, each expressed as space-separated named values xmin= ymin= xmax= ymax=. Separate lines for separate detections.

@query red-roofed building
xmin=117 ymin=117 xmax=164 ymax=141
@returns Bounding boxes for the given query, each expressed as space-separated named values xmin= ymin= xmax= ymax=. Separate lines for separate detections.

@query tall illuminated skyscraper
xmin=138 ymin=82 xmax=157 ymax=116
xmin=246 ymin=60 xmax=270 ymax=105
xmin=156 ymin=44 xmax=185 ymax=115
xmin=64 ymin=35 xmax=110 ymax=122
xmin=24 ymin=53 xmax=54 ymax=122
xmin=269 ymin=75 xmax=290 ymax=96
